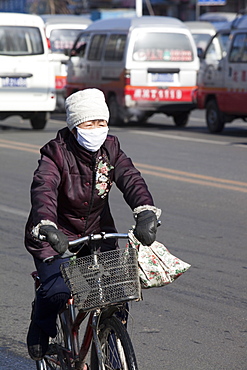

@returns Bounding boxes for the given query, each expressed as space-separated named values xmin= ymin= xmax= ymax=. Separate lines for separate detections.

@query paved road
xmin=0 ymin=111 xmax=246 ymax=369
xmin=0 ymin=348 xmax=33 ymax=369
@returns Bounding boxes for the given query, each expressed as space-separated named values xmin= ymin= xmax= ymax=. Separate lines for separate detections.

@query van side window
xmin=242 ymin=36 xmax=247 ymax=62
xmin=88 ymin=34 xmax=106 ymax=61
xmin=70 ymin=33 xmax=89 ymax=58
xmin=229 ymin=33 xmax=247 ymax=62
xmin=205 ymin=32 xmax=230 ymax=62
xmin=0 ymin=26 xmax=43 ymax=55
xmin=104 ymin=34 xmax=127 ymax=61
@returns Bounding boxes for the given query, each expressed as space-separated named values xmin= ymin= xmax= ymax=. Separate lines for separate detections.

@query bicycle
xmin=31 ymin=232 xmax=141 ymax=370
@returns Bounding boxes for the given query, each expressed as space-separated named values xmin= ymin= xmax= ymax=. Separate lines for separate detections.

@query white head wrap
xmin=65 ymin=89 xmax=109 ymax=131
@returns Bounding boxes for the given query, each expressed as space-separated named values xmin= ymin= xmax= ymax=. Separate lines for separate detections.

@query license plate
xmin=151 ymin=73 xmax=174 ymax=83
xmin=2 ymin=77 xmax=27 ymax=87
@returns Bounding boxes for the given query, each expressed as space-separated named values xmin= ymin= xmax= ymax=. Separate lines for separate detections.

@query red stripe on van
xmin=125 ymin=86 xmax=196 ymax=102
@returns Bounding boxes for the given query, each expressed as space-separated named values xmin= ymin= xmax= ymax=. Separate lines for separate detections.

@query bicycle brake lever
xmin=60 ymin=249 xmax=75 ymax=259
xmin=42 ymin=249 xmax=75 ymax=264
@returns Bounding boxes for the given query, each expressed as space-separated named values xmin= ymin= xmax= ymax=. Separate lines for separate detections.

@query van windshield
xmin=0 ymin=26 xmax=44 ymax=55
xmin=192 ymin=33 xmax=212 ymax=51
xmin=133 ymin=32 xmax=193 ymax=62
xmin=49 ymin=29 xmax=82 ymax=53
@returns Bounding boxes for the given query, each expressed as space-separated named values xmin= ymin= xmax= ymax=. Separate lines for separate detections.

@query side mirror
xmin=197 ymin=47 xmax=204 ymax=59
xmin=63 ymin=48 xmax=71 ymax=57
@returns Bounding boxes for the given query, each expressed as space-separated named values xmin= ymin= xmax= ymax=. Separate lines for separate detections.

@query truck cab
xmin=196 ymin=15 xmax=247 ymax=133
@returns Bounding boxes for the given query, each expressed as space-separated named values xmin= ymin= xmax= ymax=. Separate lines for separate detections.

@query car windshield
xmin=132 ymin=32 xmax=193 ymax=62
xmin=49 ymin=29 xmax=82 ymax=53
xmin=0 ymin=26 xmax=43 ymax=55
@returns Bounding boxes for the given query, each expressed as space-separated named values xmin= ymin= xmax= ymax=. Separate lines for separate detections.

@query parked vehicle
xmin=0 ymin=12 xmax=56 ymax=130
xmin=41 ymin=14 xmax=92 ymax=111
xmin=185 ymin=21 xmax=216 ymax=53
xmin=66 ymin=16 xmax=199 ymax=127
xmin=195 ymin=17 xmax=247 ymax=133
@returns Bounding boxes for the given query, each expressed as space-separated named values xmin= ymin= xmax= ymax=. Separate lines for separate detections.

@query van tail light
xmin=55 ymin=76 xmax=66 ymax=90
xmin=124 ymin=69 xmax=130 ymax=86
xmin=124 ymin=69 xmax=135 ymax=107
xmin=46 ymin=37 xmax=51 ymax=50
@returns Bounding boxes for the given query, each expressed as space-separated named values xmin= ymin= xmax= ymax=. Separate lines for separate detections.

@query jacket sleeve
xmin=112 ymin=137 xmax=154 ymax=210
xmin=30 ymin=154 xmax=61 ymax=226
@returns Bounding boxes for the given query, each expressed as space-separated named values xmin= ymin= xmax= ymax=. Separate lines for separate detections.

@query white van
xmin=0 ymin=12 xmax=56 ymax=130
xmin=41 ymin=14 xmax=92 ymax=111
xmin=185 ymin=21 xmax=216 ymax=53
xmin=196 ymin=16 xmax=247 ymax=133
xmin=66 ymin=16 xmax=199 ymax=126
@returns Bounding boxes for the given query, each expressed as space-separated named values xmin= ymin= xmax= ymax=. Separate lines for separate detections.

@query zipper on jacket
xmin=82 ymin=153 xmax=97 ymax=236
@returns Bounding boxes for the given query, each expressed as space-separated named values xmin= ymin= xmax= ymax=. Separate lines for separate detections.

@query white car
xmin=41 ymin=14 xmax=92 ymax=111
xmin=0 ymin=12 xmax=56 ymax=130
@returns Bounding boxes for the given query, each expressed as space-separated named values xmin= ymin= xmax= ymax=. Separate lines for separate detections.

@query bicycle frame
xmin=60 ymin=298 xmax=93 ymax=367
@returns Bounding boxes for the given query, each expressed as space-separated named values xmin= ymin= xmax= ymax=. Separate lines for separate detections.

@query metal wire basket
xmin=60 ymin=246 xmax=141 ymax=311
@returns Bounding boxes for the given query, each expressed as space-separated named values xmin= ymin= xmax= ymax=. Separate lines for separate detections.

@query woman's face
xmin=77 ymin=119 xmax=108 ymax=129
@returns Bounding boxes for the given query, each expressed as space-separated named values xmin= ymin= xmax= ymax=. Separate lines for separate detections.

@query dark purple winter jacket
xmin=25 ymin=127 xmax=154 ymax=260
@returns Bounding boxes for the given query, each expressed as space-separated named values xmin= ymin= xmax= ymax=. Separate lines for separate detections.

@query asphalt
xmin=0 ymin=348 xmax=34 ymax=369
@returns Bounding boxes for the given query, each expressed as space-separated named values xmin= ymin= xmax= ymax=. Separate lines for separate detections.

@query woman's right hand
xmin=39 ymin=225 xmax=68 ymax=254
xmin=134 ymin=210 xmax=157 ymax=246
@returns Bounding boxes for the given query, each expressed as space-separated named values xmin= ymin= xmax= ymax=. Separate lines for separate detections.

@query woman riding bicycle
xmin=24 ymin=88 xmax=161 ymax=362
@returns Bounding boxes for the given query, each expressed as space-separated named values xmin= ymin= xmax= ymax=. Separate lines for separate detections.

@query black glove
xmin=39 ymin=225 xmax=69 ymax=254
xmin=134 ymin=210 xmax=157 ymax=246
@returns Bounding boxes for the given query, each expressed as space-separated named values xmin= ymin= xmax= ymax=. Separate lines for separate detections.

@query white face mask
xmin=76 ymin=126 xmax=109 ymax=152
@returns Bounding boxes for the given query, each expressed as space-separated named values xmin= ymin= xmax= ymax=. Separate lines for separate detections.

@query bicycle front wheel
xmin=90 ymin=316 xmax=138 ymax=370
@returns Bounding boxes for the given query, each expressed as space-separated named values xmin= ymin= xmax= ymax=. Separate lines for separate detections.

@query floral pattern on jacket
xmin=95 ymin=155 xmax=114 ymax=198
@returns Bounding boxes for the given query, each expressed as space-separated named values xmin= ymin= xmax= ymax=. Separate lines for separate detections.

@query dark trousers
xmin=33 ymin=257 xmax=70 ymax=338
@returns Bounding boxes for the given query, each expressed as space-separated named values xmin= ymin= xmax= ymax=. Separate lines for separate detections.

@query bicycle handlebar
xmin=40 ymin=221 xmax=161 ymax=263
xmin=68 ymin=232 xmax=128 ymax=248
xmin=41 ymin=232 xmax=129 ymax=263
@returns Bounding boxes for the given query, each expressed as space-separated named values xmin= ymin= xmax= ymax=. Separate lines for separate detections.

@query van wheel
xmin=206 ymin=100 xmax=225 ymax=133
xmin=30 ymin=112 xmax=48 ymax=130
xmin=172 ymin=112 xmax=190 ymax=127
xmin=108 ymin=96 xmax=123 ymax=126
xmin=136 ymin=112 xmax=152 ymax=124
